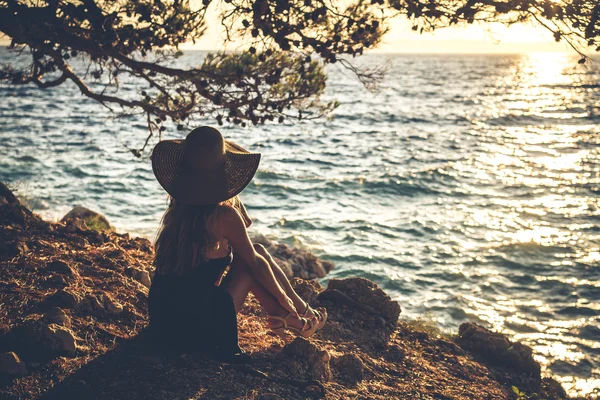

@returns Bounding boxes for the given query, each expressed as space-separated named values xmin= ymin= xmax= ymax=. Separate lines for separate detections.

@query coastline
xmin=0 ymin=183 xmax=590 ymax=400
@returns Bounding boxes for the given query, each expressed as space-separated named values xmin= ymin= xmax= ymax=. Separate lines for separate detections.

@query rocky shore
xmin=0 ymin=183 xmax=588 ymax=400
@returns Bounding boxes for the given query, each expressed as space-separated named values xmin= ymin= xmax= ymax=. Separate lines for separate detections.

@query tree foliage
xmin=0 ymin=0 xmax=599 ymax=151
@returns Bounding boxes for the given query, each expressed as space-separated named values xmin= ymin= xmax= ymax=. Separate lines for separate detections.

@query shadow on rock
xmin=37 ymin=329 xmax=232 ymax=400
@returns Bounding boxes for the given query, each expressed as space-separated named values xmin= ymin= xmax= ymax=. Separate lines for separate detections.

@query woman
xmin=148 ymin=126 xmax=327 ymax=363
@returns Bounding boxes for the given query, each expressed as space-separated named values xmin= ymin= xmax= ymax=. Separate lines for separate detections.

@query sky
xmin=373 ymin=19 xmax=571 ymax=53
xmin=181 ymin=5 xmax=572 ymax=54
xmin=0 ymin=9 xmax=572 ymax=54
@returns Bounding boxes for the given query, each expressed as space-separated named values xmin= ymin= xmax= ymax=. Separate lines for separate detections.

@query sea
xmin=1 ymin=49 xmax=599 ymax=397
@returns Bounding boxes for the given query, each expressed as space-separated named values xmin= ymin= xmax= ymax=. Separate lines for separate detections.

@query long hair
xmin=153 ymin=195 xmax=241 ymax=276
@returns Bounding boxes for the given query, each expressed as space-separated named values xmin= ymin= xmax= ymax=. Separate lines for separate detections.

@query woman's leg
xmin=221 ymin=255 xmax=278 ymax=314
xmin=221 ymin=253 xmax=306 ymax=330
xmin=253 ymin=244 xmax=312 ymax=315
xmin=254 ymin=244 xmax=326 ymax=325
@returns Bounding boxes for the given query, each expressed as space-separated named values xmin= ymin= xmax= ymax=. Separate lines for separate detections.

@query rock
xmin=250 ymin=233 xmax=271 ymax=247
xmin=326 ymin=277 xmax=401 ymax=324
xmin=43 ymin=307 xmax=72 ymax=329
xmin=9 ymin=320 xmax=77 ymax=359
xmin=41 ymin=289 xmax=80 ymax=310
xmin=0 ymin=352 xmax=28 ymax=376
xmin=46 ymin=260 xmax=78 ymax=277
xmin=385 ymin=344 xmax=406 ymax=363
xmin=92 ymin=231 xmax=106 ymax=244
xmin=272 ymin=243 xmax=329 ymax=279
xmin=272 ymin=256 xmax=293 ymax=280
xmin=434 ymin=338 xmax=465 ymax=356
xmin=251 ymin=234 xmax=334 ymax=279
xmin=65 ymin=217 xmax=87 ymax=233
xmin=103 ymin=294 xmax=124 ymax=315
xmin=0 ymin=184 xmax=47 ymax=229
xmin=291 ymin=278 xmax=323 ymax=306
xmin=282 ymin=337 xmax=332 ymax=382
xmin=331 ymin=354 xmax=364 ymax=384
xmin=61 ymin=206 xmax=112 ymax=231
xmin=258 ymin=394 xmax=283 ymax=400
xmin=44 ymin=275 xmax=69 ymax=287
xmin=40 ymin=324 xmax=77 ymax=357
xmin=1 ymin=239 xmax=30 ymax=258
xmin=80 ymin=294 xmax=104 ymax=312
xmin=457 ymin=323 xmax=541 ymax=379
xmin=134 ymin=270 xmax=152 ymax=288
xmin=121 ymin=237 xmax=152 ymax=252
xmin=11 ymin=207 xmax=29 ymax=225
xmin=0 ymin=183 xmax=19 ymax=205
xmin=540 ymin=377 xmax=568 ymax=399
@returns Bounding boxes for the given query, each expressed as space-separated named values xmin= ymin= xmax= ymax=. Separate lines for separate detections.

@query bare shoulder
xmin=214 ymin=204 xmax=245 ymax=234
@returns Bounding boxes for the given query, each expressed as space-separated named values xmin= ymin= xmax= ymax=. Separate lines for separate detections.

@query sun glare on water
xmin=452 ymin=51 xmax=600 ymax=397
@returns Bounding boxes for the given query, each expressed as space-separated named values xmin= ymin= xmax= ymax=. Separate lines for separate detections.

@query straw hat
xmin=151 ymin=126 xmax=261 ymax=206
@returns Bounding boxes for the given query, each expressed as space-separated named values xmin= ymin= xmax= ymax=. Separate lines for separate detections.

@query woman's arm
xmin=219 ymin=206 xmax=298 ymax=316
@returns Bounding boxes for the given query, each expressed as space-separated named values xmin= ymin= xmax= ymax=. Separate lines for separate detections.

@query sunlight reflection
xmin=523 ymin=52 xmax=572 ymax=87
xmin=509 ymin=226 xmax=563 ymax=246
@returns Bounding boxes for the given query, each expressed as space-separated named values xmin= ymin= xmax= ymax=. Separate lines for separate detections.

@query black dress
xmin=147 ymin=249 xmax=241 ymax=357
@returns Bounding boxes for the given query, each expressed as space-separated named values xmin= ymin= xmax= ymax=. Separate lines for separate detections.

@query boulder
xmin=251 ymin=234 xmax=334 ymax=279
xmin=0 ymin=352 xmax=28 ymax=376
xmin=331 ymin=354 xmax=364 ymax=384
xmin=272 ymin=256 xmax=293 ymax=280
xmin=291 ymin=278 xmax=323 ymax=306
xmin=41 ymin=289 xmax=80 ymax=310
xmin=65 ymin=218 xmax=87 ymax=233
xmin=457 ymin=323 xmax=541 ymax=379
xmin=273 ymin=243 xmax=331 ymax=279
xmin=61 ymin=206 xmax=112 ymax=231
xmin=540 ymin=377 xmax=568 ymax=399
xmin=8 ymin=320 xmax=77 ymax=359
xmin=326 ymin=277 xmax=401 ymax=324
xmin=40 ymin=324 xmax=77 ymax=357
xmin=282 ymin=337 xmax=331 ymax=382
xmin=249 ymin=233 xmax=272 ymax=247
xmin=43 ymin=307 xmax=72 ymax=329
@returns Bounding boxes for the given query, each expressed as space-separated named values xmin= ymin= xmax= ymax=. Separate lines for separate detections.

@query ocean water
xmin=1 ymin=50 xmax=599 ymax=397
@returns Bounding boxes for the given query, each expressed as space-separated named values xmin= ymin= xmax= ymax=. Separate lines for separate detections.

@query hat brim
xmin=151 ymin=139 xmax=261 ymax=206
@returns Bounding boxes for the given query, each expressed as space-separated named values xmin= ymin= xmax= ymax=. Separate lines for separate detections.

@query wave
xmin=541 ymin=83 xmax=600 ymax=90
xmin=484 ymin=113 xmax=600 ymax=127
xmin=556 ymin=306 xmax=599 ymax=317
